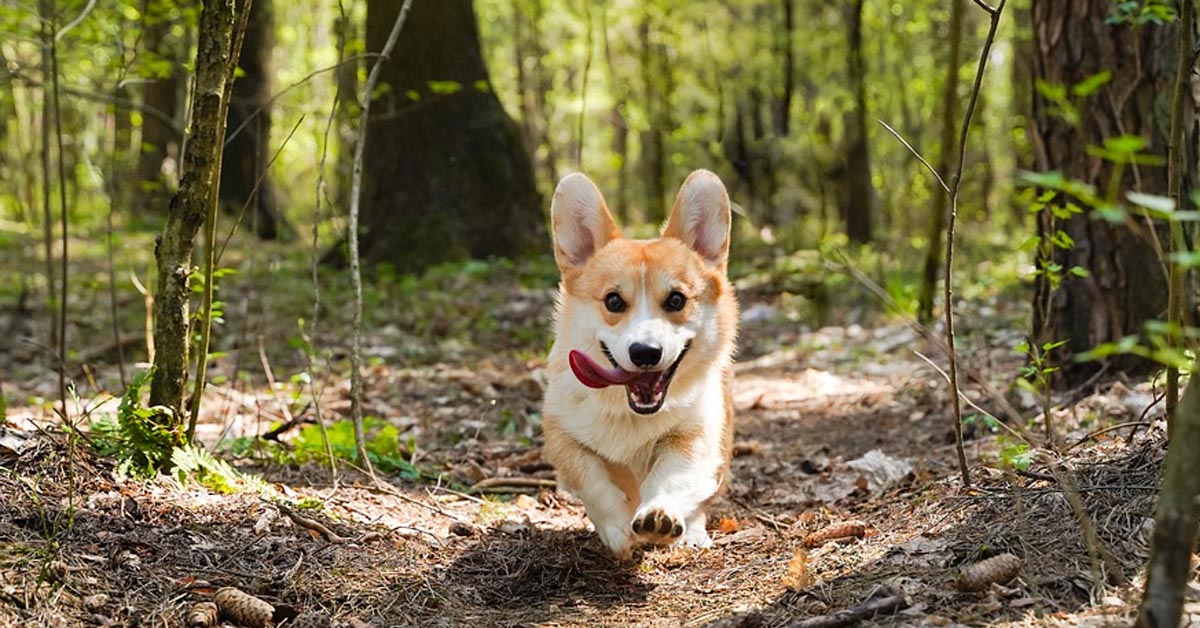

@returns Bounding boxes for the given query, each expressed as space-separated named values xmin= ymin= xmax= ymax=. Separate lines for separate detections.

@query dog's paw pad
xmin=631 ymin=508 xmax=684 ymax=539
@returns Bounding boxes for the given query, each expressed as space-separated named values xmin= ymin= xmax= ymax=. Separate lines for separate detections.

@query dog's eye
xmin=664 ymin=291 xmax=687 ymax=312
xmin=604 ymin=292 xmax=626 ymax=313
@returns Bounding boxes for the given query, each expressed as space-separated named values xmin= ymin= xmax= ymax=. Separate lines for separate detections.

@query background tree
xmin=355 ymin=0 xmax=543 ymax=272
xmin=1029 ymin=0 xmax=1177 ymax=386
xmin=219 ymin=0 xmax=282 ymax=239
xmin=136 ymin=0 xmax=186 ymax=214
xmin=839 ymin=0 xmax=873 ymax=243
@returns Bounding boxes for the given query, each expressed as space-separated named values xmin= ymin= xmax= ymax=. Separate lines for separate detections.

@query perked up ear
xmin=550 ymin=173 xmax=621 ymax=272
xmin=662 ymin=169 xmax=731 ymax=269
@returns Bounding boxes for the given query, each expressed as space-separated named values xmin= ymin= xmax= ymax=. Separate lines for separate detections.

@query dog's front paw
xmin=631 ymin=505 xmax=685 ymax=542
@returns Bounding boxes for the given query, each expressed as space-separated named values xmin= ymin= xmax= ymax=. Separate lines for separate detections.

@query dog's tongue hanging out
xmin=568 ymin=350 xmax=638 ymax=389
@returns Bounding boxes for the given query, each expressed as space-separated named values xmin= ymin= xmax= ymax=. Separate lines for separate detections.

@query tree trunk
xmin=637 ymin=8 xmax=667 ymax=224
xmin=1136 ymin=357 xmax=1200 ymax=627
xmin=219 ymin=0 xmax=281 ymax=239
xmin=773 ymin=0 xmax=795 ymax=137
xmin=357 ymin=0 xmax=544 ymax=272
xmin=917 ymin=0 xmax=965 ymax=324
xmin=601 ymin=3 xmax=630 ymax=223
xmin=137 ymin=3 xmax=183 ymax=214
xmin=841 ymin=0 xmax=873 ymax=244
xmin=1030 ymin=0 xmax=1173 ymax=386
xmin=149 ymin=0 xmax=235 ymax=426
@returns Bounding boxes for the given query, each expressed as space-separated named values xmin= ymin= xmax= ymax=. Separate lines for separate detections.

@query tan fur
xmin=542 ymin=170 xmax=738 ymax=558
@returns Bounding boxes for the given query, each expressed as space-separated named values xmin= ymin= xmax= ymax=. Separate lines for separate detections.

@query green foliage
xmin=90 ymin=369 xmax=180 ymax=477
xmin=171 ymin=444 xmax=268 ymax=494
xmin=1107 ymin=0 xmax=1176 ymax=25
xmin=293 ymin=418 xmax=422 ymax=480
xmin=996 ymin=436 xmax=1033 ymax=471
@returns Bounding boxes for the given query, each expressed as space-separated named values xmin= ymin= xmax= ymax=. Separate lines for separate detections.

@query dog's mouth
xmin=568 ymin=343 xmax=690 ymax=415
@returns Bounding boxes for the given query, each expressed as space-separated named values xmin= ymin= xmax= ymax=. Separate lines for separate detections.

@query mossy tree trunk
xmin=1030 ymin=0 xmax=1174 ymax=386
xmin=358 ymin=0 xmax=543 ymax=272
xmin=148 ymin=0 xmax=236 ymax=427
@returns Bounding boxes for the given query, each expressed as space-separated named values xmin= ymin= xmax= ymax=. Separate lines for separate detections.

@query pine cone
xmin=802 ymin=521 xmax=867 ymax=548
xmin=186 ymin=602 xmax=220 ymax=628
xmin=956 ymin=553 xmax=1022 ymax=592
xmin=214 ymin=587 xmax=275 ymax=628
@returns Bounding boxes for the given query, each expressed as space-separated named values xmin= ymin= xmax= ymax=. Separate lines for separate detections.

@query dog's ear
xmin=662 ymin=170 xmax=731 ymax=269
xmin=551 ymin=173 xmax=621 ymax=272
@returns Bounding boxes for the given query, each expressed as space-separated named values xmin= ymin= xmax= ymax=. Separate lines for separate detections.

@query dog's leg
xmin=544 ymin=423 xmax=639 ymax=559
xmin=631 ymin=442 xmax=720 ymax=548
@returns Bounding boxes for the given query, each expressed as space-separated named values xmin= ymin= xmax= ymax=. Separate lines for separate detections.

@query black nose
xmin=628 ymin=343 xmax=663 ymax=368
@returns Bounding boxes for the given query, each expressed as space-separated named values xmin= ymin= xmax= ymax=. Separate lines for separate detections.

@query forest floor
xmin=0 ymin=241 xmax=1197 ymax=627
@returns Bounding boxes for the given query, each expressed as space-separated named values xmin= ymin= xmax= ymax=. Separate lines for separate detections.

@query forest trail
xmin=0 ymin=293 xmax=1176 ymax=627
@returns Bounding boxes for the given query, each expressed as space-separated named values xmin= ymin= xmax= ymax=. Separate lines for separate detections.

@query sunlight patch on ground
xmin=734 ymin=368 xmax=894 ymax=411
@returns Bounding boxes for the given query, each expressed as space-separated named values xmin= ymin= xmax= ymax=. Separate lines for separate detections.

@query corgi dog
xmin=542 ymin=170 xmax=738 ymax=559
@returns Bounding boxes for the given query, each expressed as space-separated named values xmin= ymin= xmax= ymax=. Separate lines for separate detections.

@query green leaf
xmin=427 ymin=80 xmax=463 ymax=95
xmin=1069 ymin=266 xmax=1090 ymax=277
xmin=1072 ymin=71 xmax=1112 ymax=97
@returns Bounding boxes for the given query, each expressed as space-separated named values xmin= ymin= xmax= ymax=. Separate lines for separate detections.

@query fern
xmin=171 ymin=444 xmax=268 ymax=494
xmin=89 ymin=368 xmax=180 ymax=477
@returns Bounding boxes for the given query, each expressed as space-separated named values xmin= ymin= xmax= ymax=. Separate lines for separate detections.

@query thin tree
xmin=346 ymin=0 xmax=416 ymax=476
xmin=841 ymin=0 xmax=873 ymax=243
xmin=149 ymin=0 xmax=237 ymax=431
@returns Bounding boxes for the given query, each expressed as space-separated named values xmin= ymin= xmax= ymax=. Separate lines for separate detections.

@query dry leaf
xmin=783 ymin=548 xmax=813 ymax=590
xmin=718 ymin=517 xmax=740 ymax=534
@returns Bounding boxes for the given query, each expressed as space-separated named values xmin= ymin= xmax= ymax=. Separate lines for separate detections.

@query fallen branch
xmin=469 ymin=477 xmax=557 ymax=494
xmin=786 ymin=595 xmax=908 ymax=628
xmin=275 ymin=502 xmax=346 ymax=543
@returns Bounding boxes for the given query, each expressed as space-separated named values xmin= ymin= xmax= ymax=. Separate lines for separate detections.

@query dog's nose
xmin=628 ymin=343 xmax=663 ymax=368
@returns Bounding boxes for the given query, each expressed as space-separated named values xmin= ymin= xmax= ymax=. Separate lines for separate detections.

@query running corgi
xmin=542 ymin=170 xmax=738 ymax=559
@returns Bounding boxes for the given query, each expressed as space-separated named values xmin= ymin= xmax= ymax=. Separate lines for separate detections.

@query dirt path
xmin=0 ymin=313 xmax=1181 ymax=627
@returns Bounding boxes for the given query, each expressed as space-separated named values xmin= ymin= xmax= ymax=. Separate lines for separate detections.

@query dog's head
xmin=551 ymin=170 xmax=736 ymax=415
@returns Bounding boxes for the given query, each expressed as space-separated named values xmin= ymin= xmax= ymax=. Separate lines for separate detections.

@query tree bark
xmin=917 ymin=0 xmax=966 ymax=324
xmin=1030 ymin=0 xmax=1174 ymax=386
xmin=841 ymin=0 xmax=873 ymax=244
xmin=219 ymin=0 xmax=281 ymax=239
xmin=149 ymin=0 xmax=236 ymax=426
xmin=357 ymin=0 xmax=543 ymax=272
xmin=1136 ymin=359 xmax=1200 ymax=627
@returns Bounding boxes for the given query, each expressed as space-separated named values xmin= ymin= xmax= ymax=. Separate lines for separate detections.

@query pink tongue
xmin=569 ymin=350 xmax=638 ymax=389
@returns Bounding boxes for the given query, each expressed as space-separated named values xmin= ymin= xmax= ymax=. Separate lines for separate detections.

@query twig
xmin=215 ymin=115 xmax=305 ymax=262
xmin=469 ymin=477 xmax=557 ymax=494
xmin=348 ymin=0 xmax=415 ymax=480
xmin=876 ymin=119 xmax=949 ymax=193
xmin=1067 ymin=421 xmax=1152 ymax=452
xmin=1164 ymin=0 xmax=1195 ymax=428
xmin=274 ymin=501 xmax=346 ymax=543
xmin=6 ymin=70 xmax=183 ymax=136
xmin=45 ymin=0 xmax=75 ymax=526
xmin=786 ymin=595 xmax=908 ymax=628
xmin=222 ymin=53 xmax=382 ymax=147
xmin=574 ymin=0 xmax=593 ymax=169
xmin=941 ymin=0 xmax=1008 ymax=488
xmin=54 ymin=0 xmax=96 ymax=41
xmin=913 ymin=351 xmax=1033 ymax=445
xmin=304 ymin=0 xmax=350 ymax=488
